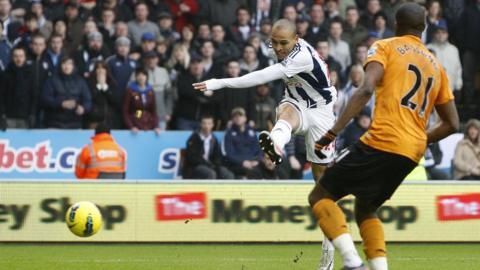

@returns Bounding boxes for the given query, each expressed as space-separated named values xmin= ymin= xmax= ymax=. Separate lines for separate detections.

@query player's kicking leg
xmin=259 ymin=103 xmax=300 ymax=164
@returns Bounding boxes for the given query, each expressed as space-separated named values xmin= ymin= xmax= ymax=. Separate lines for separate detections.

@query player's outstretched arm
xmin=427 ymin=101 xmax=459 ymax=143
xmin=192 ymin=64 xmax=285 ymax=91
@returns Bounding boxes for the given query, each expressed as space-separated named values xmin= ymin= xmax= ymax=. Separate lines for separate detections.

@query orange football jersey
xmin=360 ymin=35 xmax=454 ymax=162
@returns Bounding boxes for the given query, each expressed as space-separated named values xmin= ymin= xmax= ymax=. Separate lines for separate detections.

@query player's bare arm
xmin=427 ymin=100 xmax=459 ymax=143
xmin=315 ymin=61 xmax=383 ymax=151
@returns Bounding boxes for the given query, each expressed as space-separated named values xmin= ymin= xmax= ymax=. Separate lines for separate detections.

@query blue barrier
xmin=0 ymin=130 xmax=197 ymax=179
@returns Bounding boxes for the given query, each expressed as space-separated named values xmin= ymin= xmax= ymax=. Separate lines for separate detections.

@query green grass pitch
xmin=1 ymin=243 xmax=480 ymax=270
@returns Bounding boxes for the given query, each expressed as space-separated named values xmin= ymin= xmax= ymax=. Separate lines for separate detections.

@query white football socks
xmin=270 ymin=119 xmax=292 ymax=149
xmin=369 ymin=257 xmax=388 ymax=270
xmin=319 ymin=238 xmax=335 ymax=270
xmin=332 ymin=233 xmax=363 ymax=268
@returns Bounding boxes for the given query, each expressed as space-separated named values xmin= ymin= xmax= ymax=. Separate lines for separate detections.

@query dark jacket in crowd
xmin=183 ymin=132 xmax=224 ymax=178
xmin=123 ymin=81 xmax=158 ymax=130
xmin=223 ymin=124 xmax=261 ymax=166
xmin=86 ymin=78 xmax=117 ymax=128
xmin=175 ymin=71 xmax=218 ymax=122
xmin=1 ymin=63 xmax=36 ymax=123
xmin=74 ymin=47 xmax=110 ymax=77
xmin=457 ymin=3 xmax=480 ymax=53
xmin=247 ymin=161 xmax=281 ymax=180
xmin=106 ymin=54 xmax=137 ymax=109
xmin=0 ymin=38 xmax=11 ymax=71
xmin=41 ymin=72 xmax=92 ymax=129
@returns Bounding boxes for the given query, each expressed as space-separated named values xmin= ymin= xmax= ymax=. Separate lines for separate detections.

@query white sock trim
xmin=369 ymin=257 xmax=388 ymax=270
xmin=332 ymin=233 xmax=363 ymax=268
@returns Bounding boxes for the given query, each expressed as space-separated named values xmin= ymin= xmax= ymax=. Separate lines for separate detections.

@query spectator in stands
xmin=296 ymin=15 xmax=310 ymax=39
xmin=453 ymin=119 xmax=480 ymax=180
xmin=247 ymin=153 xmax=282 ymax=179
xmin=371 ymin=11 xmax=394 ymax=39
xmin=381 ymin=0 xmax=404 ymax=29
xmin=41 ymin=56 xmax=92 ymax=129
xmin=345 ymin=43 xmax=367 ymax=77
xmin=143 ymin=51 xmax=173 ymax=131
xmin=239 ymin=44 xmax=265 ymax=73
xmin=178 ymin=24 xmax=194 ymax=52
xmin=335 ymin=64 xmax=366 ymax=116
xmin=64 ymin=2 xmax=84 ymax=54
xmin=247 ymin=33 xmax=273 ymax=66
xmin=211 ymin=23 xmax=240 ymax=66
xmin=258 ymin=17 xmax=272 ymax=44
xmin=359 ymin=0 xmax=382 ymax=30
xmin=342 ymin=6 xmax=368 ymax=53
xmin=131 ymin=32 xmax=156 ymax=60
xmin=325 ymin=0 xmax=341 ymax=19
xmin=30 ymin=0 xmax=53 ymax=40
xmin=305 ymin=3 xmax=329 ymax=45
xmin=230 ymin=6 xmax=255 ymax=50
xmin=164 ymin=0 xmax=199 ymax=33
xmin=287 ymin=135 xmax=306 ymax=179
xmin=425 ymin=142 xmax=449 ymax=180
xmin=106 ymin=36 xmax=137 ymax=128
xmin=123 ymin=67 xmax=160 ymax=134
xmin=75 ymin=123 xmax=126 ymax=179
xmin=443 ymin=0 xmax=465 ymax=44
xmin=0 ymin=0 xmax=21 ymax=43
xmin=43 ymin=0 xmax=64 ymax=22
xmin=427 ymin=21 xmax=462 ymax=93
xmin=217 ymin=59 xmax=255 ymax=129
xmin=85 ymin=61 xmax=117 ymax=129
xmin=199 ymin=0 xmax=244 ymax=28
xmin=74 ymin=31 xmax=109 ymax=77
xmin=337 ymin=106 xmax=371 ymax=151
xmin=51 ymin=18 xmax=66 ymax=40
xmin=0 ymin=21 xmax=11 ymax=71
xmin=458 ymin=0 xmax=480 ymax=103
xmin=175 ymin=56 xmax=218 ymax=130
xmin=98 ymin=8 xmax=116 ymax=53
xmin=282 ymin=4 xmax=298 ymax=22
xmin=199 ymin=40 xmax=221 ymax=79
xmin=157 ymin=12 xmax=180 ymax=47
xmin=328 ymin=18 xmax=351 ymax=74
xmin=223 ymin=107 xmax=262 ymax=178
xmin=249 ymin=0 xmax=282 ymax=31
xmin=315 ymin=39 xmax=342 ymax=81
xmin=426 ymin=0 xmax=447 ymax=44
xmin=127 ymin=2 xmax=160 ymax=47
xmin=166 ymin=43 xmax=190 ymax=81
xmin=114 ymin=21 xmax=129 ymax=40
xmin=251 ymin=83 xmax=276 ymax=132
xmin=0 ymin=47 xmax=35 ymax=129
xmin=46 ymin=33 xmax=64 ymax=71
xmin=183 ymin=114 xmax=234 ymax=179
xmin=14 ymin=13 xmax=40 ymax=49
xmin=192 ymin=21 xmax=210 ymax=53
xmin=92 ymin=0 xmax=133 ymax=23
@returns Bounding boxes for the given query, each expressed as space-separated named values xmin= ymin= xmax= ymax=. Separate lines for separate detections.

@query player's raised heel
xmin=258 ymin=131 xmax=282 ymax=165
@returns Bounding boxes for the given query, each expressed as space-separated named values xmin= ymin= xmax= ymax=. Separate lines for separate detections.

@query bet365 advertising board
xmin=1 ymin=181 xmax=479 ymax=242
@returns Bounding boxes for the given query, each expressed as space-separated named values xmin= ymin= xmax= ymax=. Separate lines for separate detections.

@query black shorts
xmin=320 ymin=141 xmax=418 ymax=207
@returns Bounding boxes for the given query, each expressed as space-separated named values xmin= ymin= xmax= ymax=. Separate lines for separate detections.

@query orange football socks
xmin=359 ymin=218 xmax=386 ymax=259
xmin=312 ymin=199 xmax=348 ymax=240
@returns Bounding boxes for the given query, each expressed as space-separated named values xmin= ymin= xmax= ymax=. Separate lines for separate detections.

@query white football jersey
xmin=277 ymin=38 xmax=336 ymax=108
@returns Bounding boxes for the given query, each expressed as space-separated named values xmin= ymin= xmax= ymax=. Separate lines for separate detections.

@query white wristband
xmin=205 ymin=79 xmax=225 ymax=91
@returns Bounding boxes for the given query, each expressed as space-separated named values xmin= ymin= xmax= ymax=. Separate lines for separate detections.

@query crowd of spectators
xmin=0 ymin=0 xmax=479 ymax=179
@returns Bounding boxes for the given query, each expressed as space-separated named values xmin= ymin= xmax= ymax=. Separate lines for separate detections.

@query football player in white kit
xmin=193 ymin=19 xmax=336 ymax=270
